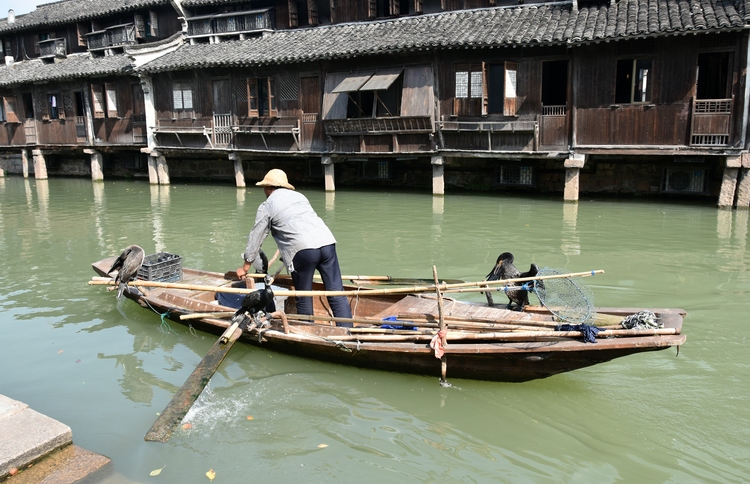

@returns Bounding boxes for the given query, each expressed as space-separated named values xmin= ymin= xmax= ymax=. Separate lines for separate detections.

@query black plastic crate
xmin=137 ymin=252 xmax=182 ymax=282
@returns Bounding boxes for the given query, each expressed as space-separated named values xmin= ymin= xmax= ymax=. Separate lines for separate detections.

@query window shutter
xmin=134 ymin=14 xmax=146 ymax=39
xmin=268 ymin=78 xmax=278 ymax=117
xmin=390 ymin=0 xmax=400 ymax=15
xmin=504 ymin=61 xmax=517 ymax=116
xmin=368 ymin=0 xmax=377 ymax=18
xmin=149 ymin=11 xmax=159 ymax=37
xmin=105 ymin=83 xmax=118 ymax=118
xmin=330 ymin=0 xmax=336 ymax=23
xmin=3 ymin=96 xmax=19 ymax=123
xmin=288 ymin=0 xmax=298 ymax=27
xmin=481 ymin=62 xmax=488 ymax=116
xmin=308 ymin=0 xmax=318 ymax=25
xmin=91 ymin=85 xmax=106 ymax=118
xmin=172 ymin=84 xmax=183 ymax=111
xmin=55 ymin=93 xmax=66 ymax=120
xmin=414 ymin=0 xmax=423 ymax=13
xmin=33 ymin=34 xmax=40 ymax=55
xmin=38 ymin=94 xmax=49 ymax=120
xmin=76 ymin=23 xmax=87 ymax=46
xmin=247 ymin=79 xmax=259 ymax=116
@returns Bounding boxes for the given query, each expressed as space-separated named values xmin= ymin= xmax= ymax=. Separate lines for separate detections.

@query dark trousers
xmin=291 ymin=244 xmax=353 ymax=325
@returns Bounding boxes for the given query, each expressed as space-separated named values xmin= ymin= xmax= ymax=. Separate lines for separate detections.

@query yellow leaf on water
xmin=58 ymin=350 xmax=64 ymax=354
xmin=206 ymin=469 xmax=216 ymax=481
xmin=246 ymin=416 xmax=254 ymax=420
xmin=150 ymin=465 xmax=166 ymax=476
xmin=317 ymin=444 xmax=329 ymax=449
xmin=182 ymin=422 xmax=192 ymax=430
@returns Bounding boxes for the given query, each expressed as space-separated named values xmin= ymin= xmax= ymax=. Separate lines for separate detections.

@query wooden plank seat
xmin=153 ymin=125 xmax=213 ymax=147
xmin=232 ymin=119 xmax=300 ymax=149
xmin=439 ymin=120 xmax=537 ymax=132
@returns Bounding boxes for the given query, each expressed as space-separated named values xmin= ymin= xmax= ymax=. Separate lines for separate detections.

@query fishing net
xmin=533 ymin=268 xmax=596 ymax=325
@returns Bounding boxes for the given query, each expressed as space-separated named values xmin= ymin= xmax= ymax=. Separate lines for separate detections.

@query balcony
xmin=186 ymin=8 xmax=274 ymax=39
xmin=690 ymin=98 xmax=733 ymax=147
xmin=38 ymin=38 xmax=67 ymax=59
xmin=86 ymin=23 xmax=137 ymax=52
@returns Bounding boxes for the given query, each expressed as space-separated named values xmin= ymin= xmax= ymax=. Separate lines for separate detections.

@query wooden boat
xmin=91 ymin=257 xmax=686 ymax=383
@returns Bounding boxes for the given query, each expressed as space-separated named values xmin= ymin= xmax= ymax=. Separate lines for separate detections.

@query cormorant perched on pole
xmin=107 ymin=245 xmax=145 ymax=298
xmin=484 ymin=252 xmax=539 ymax=311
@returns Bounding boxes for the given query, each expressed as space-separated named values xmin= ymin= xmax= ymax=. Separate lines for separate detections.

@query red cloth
xmin=429 ymin=330 xmax=447 ymax=359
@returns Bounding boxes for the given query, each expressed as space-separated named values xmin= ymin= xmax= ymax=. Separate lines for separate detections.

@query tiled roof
xmin=0 ymin=53 xmax=134 ymax=87
xmin=0 ymin=0 xmax=169 ymax=34
xmin=138 ymin=0 xmax=750 ymax=73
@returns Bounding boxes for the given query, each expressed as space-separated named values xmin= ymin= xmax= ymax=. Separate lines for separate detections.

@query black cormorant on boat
xmin=231 ymin=285 xmax=275 ymax=329
xmin=484 ymin=253 xmax=538 ymax=311
xmin=107 ymin=245 xmax=145 ymax=298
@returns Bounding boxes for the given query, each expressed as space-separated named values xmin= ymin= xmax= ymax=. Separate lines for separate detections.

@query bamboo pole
xmin=89 ymin=269 xmax=604 ymax=298
xmin=311 ymin=327 xmax=678 ymax=343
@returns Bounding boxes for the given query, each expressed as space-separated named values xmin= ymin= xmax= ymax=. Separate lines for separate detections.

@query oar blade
xmin=144 ymin=326 xmax=243 ymax=442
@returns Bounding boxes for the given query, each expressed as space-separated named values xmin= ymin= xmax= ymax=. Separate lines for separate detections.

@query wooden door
xmin=300 ymin=76 xmax=322 ymax=150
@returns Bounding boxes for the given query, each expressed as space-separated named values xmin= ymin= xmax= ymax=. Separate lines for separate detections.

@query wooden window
xmin=33 ymin=34 xmax=40 ymax=55
xmin=389 ymin=0 xmax=400 ymax=15
xmin=288 ymin=0 xmax=299 ymax=27
xmin=504 ymin=61 xmax=517 ymax=116
xmin=247 ymin=78 xmax=278 ymax=117
xmin=697 ymin=52 xmax=732 ymax=100
xmin=149 ymin=10 xmax=159 ymax=37
xmin=46 ymin=93 xmax=64 ymax=120
xmin=134 ymin=14 xmax=146 ymax=39
xmin=454 ymin=63 xmax=482 ymax=116
xmin=172 ymin=82 xmax=193 ymax=118
xmin=368 ymin=0 xmax=377 ymax=18
xmin=308 ymin=0 xmax=318 ymax=25
xmin=330 ymin=0 xmax=336 ymax=23
xmin=105 ymin=83 xmax=118 ymax=118
xmin=76 ymin=23 xmax=87 ymax=46
xmin=414 ymin=0 xmax=423 ymax=13
xmin=615 ymin=59 xmax=652 ymax=104
xmin=91 ymin=85 xmax=106 ymax=118
xmin=3 ymin=96 xmax=19 ymax=123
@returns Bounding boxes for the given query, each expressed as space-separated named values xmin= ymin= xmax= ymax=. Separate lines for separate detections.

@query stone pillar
xmin=21 ymin=149 xmax=29 ymax=178
xmin=229 ymin=152 xmax=246 ymax=188
xmin=563 ymin=154 xmax=586 ymax=202
xmin=718 ymin=155 xmax=741 ymax=208
xmin=156 ymin=155 xmax=170 ymax=185
xmin=431 ymin=155 xmax=444 ymax=196
xmin=322 ymin=156 xmax=335 ymax=192
xmin=147 ymin=154 xmax=159 ymax=185
xmin=32 ymin=149 xmax=48 ymax=180
xmin=735 ymin=153 xmax=750 ymax=209
xmin=85 ymin=149 xmax=104 ymax=181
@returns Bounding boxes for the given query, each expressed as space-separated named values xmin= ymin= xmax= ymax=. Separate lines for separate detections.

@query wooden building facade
xmin=1 ymin=0 xmax=750 ymax=207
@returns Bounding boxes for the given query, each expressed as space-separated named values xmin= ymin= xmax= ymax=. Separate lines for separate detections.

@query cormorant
xmin=231 ymin=285 xmax=275 ymax=329
xmin=484 ymin=253 xmax=538 ymax=311
xmin=107 ymin=245 xmax=145 ymax=299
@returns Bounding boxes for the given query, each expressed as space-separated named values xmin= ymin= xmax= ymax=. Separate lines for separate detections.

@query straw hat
xmin=255 ymin=169 xmax=295 ymax=190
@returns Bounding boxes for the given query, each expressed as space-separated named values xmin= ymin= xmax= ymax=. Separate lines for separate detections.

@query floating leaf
xmin=76 ymin=359 xmax=81 ymax=363
xmin=182 ymin=422 xmax=192 ymax=430
xmin=150 ymin=465 xmax=166 ymax=476
xmin=317 ymin=444 xmax=329 ymax=449
xmin=206 ymin=469 xmax=216 ymax=481
xmin=58 ymin=350 xmax=64 ymax=354
xmin=246 ymin=416 xmax=254 ymax=420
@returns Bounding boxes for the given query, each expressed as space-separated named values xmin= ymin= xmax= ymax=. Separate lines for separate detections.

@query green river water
xmin=0 ymin=176 xmax=748 ymax=483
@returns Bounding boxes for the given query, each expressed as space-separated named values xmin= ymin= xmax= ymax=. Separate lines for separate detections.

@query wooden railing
xmin=438 ymin=120 xmax=537 ymax=132
xmin=691 ymin=98 xmax=732 ymax=146
xmin=542 ymin=105 xmax=566 ymax=116
xmin=86 ymin=23 xmax=137 ymax=51
xmin=187 ymin=8 xmax=274 ymax=38
xmin=324 ymin=116 xmax=433 ymax=135
xmin=38 ymin=38 xmax=67 ymax=59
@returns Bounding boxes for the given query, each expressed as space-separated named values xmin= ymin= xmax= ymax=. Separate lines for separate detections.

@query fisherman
xmin=235 ymin=169 xmax=353 ymax=325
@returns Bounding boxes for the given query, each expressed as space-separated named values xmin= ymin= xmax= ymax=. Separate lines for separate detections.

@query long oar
xmin=226 ymin=271 xmax=465 ymax=285
xmin=144 ymin=321 xmax=248 ymax=442
xmin=90 ymin=270 xmax=603 ymax=298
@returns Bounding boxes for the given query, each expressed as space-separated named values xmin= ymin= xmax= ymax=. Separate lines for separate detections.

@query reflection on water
xmin=0 ymin=177 xmax=749 ymax=483
xmin=561 ymin=202 xmax=580 ymax=257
